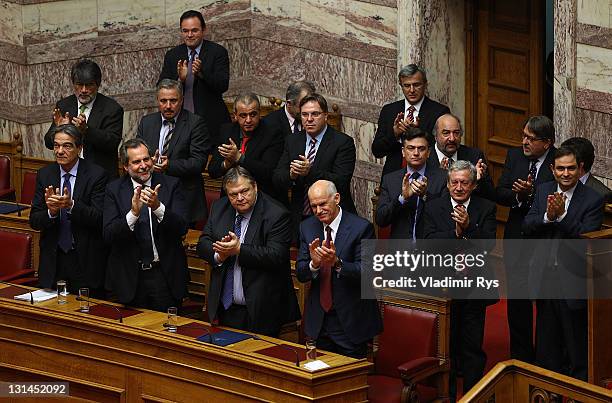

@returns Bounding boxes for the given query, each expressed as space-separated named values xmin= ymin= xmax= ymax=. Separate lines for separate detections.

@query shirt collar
xmin=435 ymin=142 xmax=457 ymax=163
xmin=451 ymin=197 xmax=471 ymax=210
xmin=326 ymin=207 xmax=343 ymax=237
xmin=404 ymin=96 xmax=425 ymax=112
xmin=77 ymin=95 xmax=96 ymax=111
xmin=308 ymin=125 xmax=328 ymax=143
xmin=556 ymin=182 xmax=578 ymax=200
xmin=160 ymin=111 xmax=180 ymax=125
xmin=60 ymin=158 xmax=80 ymax=177
xmin=235 ymin=194 xmax=257 ymax=221
xmin=284 ymin=105 xmax=296 ymax=129
xmin=535 ymin=148 xmax=550 ymax=165
xmin=189 ymin=42 xmax=203 ymax=57
xmin=406 ymin=163 xmax=427 ymax=178
xmin=130 ymin=176 xmax=152 ymax=189
xmin=579 ymin=172 xmax=590 ymax=184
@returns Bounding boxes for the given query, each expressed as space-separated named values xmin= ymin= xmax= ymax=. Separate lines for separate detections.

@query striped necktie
xmin=302 ymin=137 xmax=318 ymax=216
xmin=162 ymin=119 xmax=175 ymax=156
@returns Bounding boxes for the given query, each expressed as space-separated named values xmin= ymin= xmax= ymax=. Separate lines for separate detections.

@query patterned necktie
xmin=58 ymin=172 xmax=73 ymax=252
xmin=162 ymin=119 xmax=175 ymax=156
xmin=222 ymin=214 xmax=243 ymax=310
xmin=79 ymin=104 xmax=87 ymax=115
xmin=410 ymin=171 xmax=422 ymax=241
xmin=302 ymin=137 xmax=318 ymax=215
xmin=319 ymin=226 xmax=333 ymax=312
xmin=184 ymin=49 xmax=196 ymax=113
xmin=406 ymin=105 xmax=416 ymax=124
xmin=526 ymin=160 xmax=538 ymax=208
xmin=136 ymin=186 xmax=154 ymax=266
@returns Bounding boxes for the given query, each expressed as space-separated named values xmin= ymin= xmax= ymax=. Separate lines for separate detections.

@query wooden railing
xmin=460 ymin=360 xmax=612 ymax=402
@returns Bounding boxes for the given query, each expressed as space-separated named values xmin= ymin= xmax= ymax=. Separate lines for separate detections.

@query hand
xmin=316 ymin=240 xmax=338 ymax=268
xmin=512 ymin=174 xmax=534 ymax=202
xmin=218 ymin=138 xmax=241 ymax=165
xmin=192 ymin=56 xmax=202 ymax=75
xmin=44 ymin=186 xmax=61 ymax=216
xmin=440 ymin=157 xmax=451 ymax=170
xmin=392 ymin=112 xmax=409 ymax=137
xmin=289 ymin=155 xmax=311 ymax=180
xmin=213 ymin=231 xmax=240 ymax=262
xmin=131 ymin=186 xmax=144 ymax=217
xmin=177 ymin=60 xmax=189 ymax=82
xmin=411 ymin=176 xmax=428 ymax=197
xmin=140 ymin=184 xmax=161 ymax=211
xmin=71 ymin=114 xmax=87 ymax=133
xmin=309 ymin=238 xmax=322 ymax=269
xmin=153 ymin=156 xmax=168 ymax=172
xmin=475 ymin=159 xmax=487 ymax=181
xmin=451 ymin=204 xmax=470 ymax=237
xmin=546 ymin=192 xmax=566 ymax=221
xmin=53 ymin=108 xmax=71 ymax=126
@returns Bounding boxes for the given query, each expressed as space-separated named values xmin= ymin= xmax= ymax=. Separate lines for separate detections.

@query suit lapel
xmin=563 ymin=182 xmax=585 ymax=223
xmin=311 ymin=126 xmax=334 ymax=171
xmin=244 ymin=194 xmax=263 ymax=245
xmin=167 ymin=110 xmax=187 ymax=156
xmin=72 ymin=159 xmax=87 ymax=200
xmin=334 ymin=213 xmax=350 ymax=257
xmin=87 ymin=95 xmax=102 ymax=128
xmin=120 ymin=176 xmax=134 ymax=217
xmin=441 ymin=198 xmax=455 ymax=231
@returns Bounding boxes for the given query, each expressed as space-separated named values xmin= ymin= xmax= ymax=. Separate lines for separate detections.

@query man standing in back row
xmin=159 ymin=10 xmax=230 ymax=143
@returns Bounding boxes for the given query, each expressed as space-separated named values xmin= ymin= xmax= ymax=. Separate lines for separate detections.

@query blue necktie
xmin=136 ymin=186 xmax=154 ymax=266
xmin=58 ymin=173 xmax=73 ymax=252
xmin=221 ymin=214 xmax=243 ymax=309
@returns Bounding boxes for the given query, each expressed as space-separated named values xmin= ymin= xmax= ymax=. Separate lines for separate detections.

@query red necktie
xmin=319 ymin=226 xmax=333 ymax=312
xmin=240 ymin=134 xmax=250 ymax=155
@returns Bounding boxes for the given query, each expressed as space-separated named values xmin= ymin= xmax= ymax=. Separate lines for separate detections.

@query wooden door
xmin=467 ymin=0 xmax=545 ymax=224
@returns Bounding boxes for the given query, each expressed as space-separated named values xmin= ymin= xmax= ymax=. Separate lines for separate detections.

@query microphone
xmin=0 ymin=281 xmax=34 ymax=304
xmin=162 ymin=323 xmax=216 ymax=345
xmin=76 ymin=296 xmax=123 ymax=323
xmin=251 ymin=335 xmax=300 ymax=367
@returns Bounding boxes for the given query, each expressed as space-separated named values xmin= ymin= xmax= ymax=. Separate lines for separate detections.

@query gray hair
xmin=53 ymin=124 xmax=83 ymax=147
xmin=222 ymin=166 xmax=257 ymax=190
xmin=119 ymin=138 xmax=151 ymax=165
xmin=286 ymin=81 xmax=316 ymax=103
xmin=447 ymin=160 xmax=477 ymax=183
xmin=433 ymin=113 xmax=463 ymax=137
xmin=398 ymin=64 xmax=428 ymax=82
xmin=309 ymin=179 xmax=338 ymax=197
xmin=233 ymin=92 xmax=260 ymax=111
xmin=156 ymin=78 xmax=183 ymax=95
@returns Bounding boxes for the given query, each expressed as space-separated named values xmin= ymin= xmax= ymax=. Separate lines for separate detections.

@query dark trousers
xmin=535 ymin=299 xmax=587 ymax=381
xmin=130 ymin=265 xmax=179 ymax=313
xmin=449 ymin=300 xmax=487 ymax=399
xmin=54 ymin=249 xmax=105 ymax=298
xmin=315 ymin=310 xmax=368 ymax=359
xmin=505 ymin=260 xmax=535 ymax=362
xmin=218 ymin=304 xmax=250 ymax=331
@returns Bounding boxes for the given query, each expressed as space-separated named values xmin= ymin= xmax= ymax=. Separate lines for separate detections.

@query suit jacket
xmin=585 ymin=173 xmax=612 ymax=203
xmin=44 ymin=93 xmax=124 ymax=176
xmin=376 ymin=163 xmax=447 ymax=239
xmin=427 ymin=144 xmax=496 ymax=201
xmin=208 ymin=120 xmax=286 ymax=203
xmin=296 ymin=211 xmax=383 ymax=344
xmin=522 ymin=181 xmax=604 ymax=306
xmin=372 ymin=97 xmax=450 ymax=177
xmin=103 ymin=173 xmax=189 ymax=304
xmin=263 ymin=107 xmax=294 ymax=138
xmin=136 ymin=109 xmax=210 ymax=222
xmin=197 ymin=192 xmax=300 ymax=336
xmin=273 ymin=126 xmax=357 ymax=229
xmin=159 ymin=41 xmax=231 ymax=143
xmin=29 ymin=159 xmax=108 ymax=289
xmin=422 ymin=195 xmax=498 ymax=302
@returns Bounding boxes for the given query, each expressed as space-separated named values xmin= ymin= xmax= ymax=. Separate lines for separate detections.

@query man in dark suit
xmin=159 ymin=10 xmax=230 ymax=143
xmin=297 ymin=180 xmax=382 ymax=358
xmin=44 ymin=59 xmax=124 ymax=177
xmin=273 ymin=93 xmax=356 ymax=234
xmin=522 ymin=146 xmax=604 ymax=381
xmin=208 ymin=93 xmax=285 ymax=203
xmin=263 ymin=81 xmax=316 ymax=137
xmin=136 ymin=79 xmax=210 ymax=225
xmin=422 ymin=160 xmax=497 ymax=397
xmin=376 ymin=128 xmax=447 ymax=239
xmin=103 ymin=139 xmax=189 ymax=312
xmin=372 ymin=64 xmax=450 ymax=177
xmin=428 ymin=114 xmax=495 ymax=201
xmin=561 ymin=137 xmax=612 ymax=203
xmin=197 ymin=167 xmax=300 ymax=336
xmin=31 ymin=124 xmax=108 ymax=295
xmin=495 ymin=115 xmax=556 ymax=363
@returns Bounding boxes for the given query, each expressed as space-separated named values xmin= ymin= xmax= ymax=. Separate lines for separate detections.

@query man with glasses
xmin=31 ymin=124 xmax=108 ymax=296
xmin=198 ymin=167 xmax=300 ymax=336
xmin=495 ymin=115 xmax=556 ymax=364
xmin=44 ymin=59 xmax=124 ymax=177
xmin=372 ymin=64 xmax=449 ymax=177
xmin=273 ymin=93 xmax=357 ymax=236
xmin=428 ymin=114 xmax=496 ymax=201
xmin=376 ymin=128 xmax=446 ymax=239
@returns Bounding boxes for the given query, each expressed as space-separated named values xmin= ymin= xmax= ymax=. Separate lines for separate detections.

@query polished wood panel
xmin=0 ymin=286 xmax=370 ymax=402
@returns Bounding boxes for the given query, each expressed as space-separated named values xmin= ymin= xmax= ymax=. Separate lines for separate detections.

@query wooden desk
xmin=0 ymin=285 xmax=370 ymax=402
xmin=0 ymin=205 xmax=40 ymax=273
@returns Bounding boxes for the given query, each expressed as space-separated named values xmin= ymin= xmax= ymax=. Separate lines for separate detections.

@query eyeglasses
xmin=300 ymin=111 xmax=324 ymax=119
xmin=522 ymin=133 xmax=546 ymax=143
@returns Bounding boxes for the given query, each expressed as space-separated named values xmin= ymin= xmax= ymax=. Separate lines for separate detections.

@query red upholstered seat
xmin=0 ymin=155 xmax=16 ymax=201
xmin=368 ymin=303 xmax=450 ymax=402
xmin=194 ymin=188 xmax=221 ymax=230
xmin=20 ymin=171 xmax=37 ymax=205
xmin=377 ymin=225 xmax=391 ymax=240
xmin=0 ymin=229 xmax=35 ymax=284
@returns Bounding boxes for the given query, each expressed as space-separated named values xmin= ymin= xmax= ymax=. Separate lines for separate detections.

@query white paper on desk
xmin=304 ymin=360 xmax=330 ymax=371
xmin=15 ymin=289 xmax=57 ymax=303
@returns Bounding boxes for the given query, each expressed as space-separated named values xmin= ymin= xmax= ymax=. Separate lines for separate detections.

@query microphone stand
xmin=0 ymin=280 xmax=34 ymax=304
xmin=251 ymin=335 xmax=300 ymax=367
xmin=76 ymin=296 xmax=123 ymax=323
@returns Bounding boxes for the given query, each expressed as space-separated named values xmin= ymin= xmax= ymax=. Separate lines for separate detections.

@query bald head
xmin=434 ymin=113 xmax=463 ymax=157
xmin=308 ymin=180 xmax=340 ymax=225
